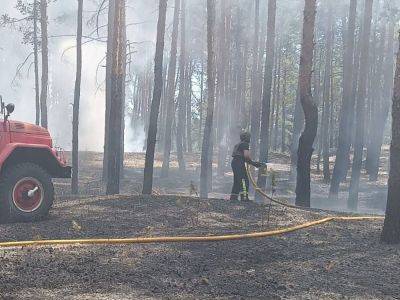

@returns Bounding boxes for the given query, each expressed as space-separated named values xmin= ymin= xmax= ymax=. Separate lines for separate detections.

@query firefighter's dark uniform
xmin=230 ymin=141 xmax=250 ymax=201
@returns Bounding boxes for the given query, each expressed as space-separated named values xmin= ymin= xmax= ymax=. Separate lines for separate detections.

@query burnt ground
xmin=0 ymin=150 xmax=398 ymax=299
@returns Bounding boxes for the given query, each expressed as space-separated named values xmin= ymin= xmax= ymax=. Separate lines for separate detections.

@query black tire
xmin=0 ymin=163 xmax=54 ymax=222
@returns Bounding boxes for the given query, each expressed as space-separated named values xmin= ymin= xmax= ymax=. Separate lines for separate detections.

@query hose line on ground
xmin=0 ymin=168 xmax=384 ymax=249
xmin=0 ymin=216 xmax=383 ymax=249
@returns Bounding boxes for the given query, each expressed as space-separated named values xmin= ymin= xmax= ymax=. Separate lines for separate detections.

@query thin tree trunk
xmin=40 ymin=0 xmax=48 ymax=129
xmin=216 ymin=0 xmax=227 ymax=175
xmin=366 ymin=18 xmax=395 ymax=181
xmin=295 ymin=0 xmax=317 ymax=208
xmin=106 ymin=0 xmax=126 ymax=195
xmin=329 ymin=0 xmax=357 ymax=198
xmin=102 ymin=0 xmax=116 ymax=180
xmin=186 ymin=62 xmax=193 ymax=153
xmin=250 ymin=0 xmax=260 ymax=158
xmin=176 ymin=0 xmax=186 ymax=172
xmin=161 ymin=0 xmax=180 ymax=177
xmin=71 ymin=0 xmax=83 ymax=194
xmin=322 ymin=4 xmax=333 ymax=183
xmin=142 ymin=0 xmax=168 ymax=194
xmin=281 ymin=64 xmax=287 ymax=153
xmin=348 ymin=0 xmax=374 ymax=210
xmin=255 ymin=0 xmax=276 ymax=202
xmin=33 ymin=0 xmax=40 ymax=126
xmin=200 ymin=0 xmax=216 ymax=199
xmin=273 ymin=46 xmax=281 ymax=152
xmin=381 ymin=31 xmax=400 ymax=244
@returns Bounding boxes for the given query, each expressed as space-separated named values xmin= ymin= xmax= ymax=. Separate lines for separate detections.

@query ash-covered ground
xmin=0 ymin=151 xmax=397 ymax=299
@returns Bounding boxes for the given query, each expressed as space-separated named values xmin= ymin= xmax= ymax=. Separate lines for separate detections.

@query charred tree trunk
xmin=295 ymin=0 xmax=317 ymax=208
xmin=142 ymin=0 xmax=168 ymax=194
xmin=322 ymin=4 xmax=333 ymax=183
xmin=33 ymin=0 xmax=40 ymax=126
xmin=329 ymin=0 xmax=357 ymax=198
xmin=102 ymin=0 xmax=116 ymax=181
xmin=176 ymin=0 xmax=187 ymax=172
xmin=161 ymin=0 xmax=180 ymax=178
xmin=71 ymin=0 xmax=83 ymax=194
xmin=348 ymin=0 xmax=373 ymax=210
xmin=106 ymin=0 xmax=126 ymax=195
xmin=255 ymin=0 xmax=276 ymax=202
xmin=40 ymin=0 xmax=48 ymax=129
xmin=200 ymin=0 xmax=216 ymax=199
xmin=216 ymin=0 xmax=228 ymax=175
xmin=250 ymin=0 xmax=261 ymax=159
xmin=381 ymin=31 xmax=400 ymax=244
xmin=290 ymin=83 xmax=304 ymax=180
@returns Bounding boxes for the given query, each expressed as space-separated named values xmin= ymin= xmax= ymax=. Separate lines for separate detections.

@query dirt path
xmin=0 ymin=196 xmax=398 ymax=299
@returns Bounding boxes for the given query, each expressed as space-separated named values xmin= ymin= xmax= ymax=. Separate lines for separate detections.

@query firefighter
xmin=230 ymin=132 xmax=265 ymax=201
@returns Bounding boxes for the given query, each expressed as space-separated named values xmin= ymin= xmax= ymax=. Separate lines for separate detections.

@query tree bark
xmin=281 ymin=62 xmax=287 ymax=153
xmin=250 ymin=0 xmax=261 ymax=159
xmin=106 ymin=0 xmax=126 ymax=195
xmin=255 ymin=0 xmax=276 ymax=202
xmin=322 ymin=3 xmax=333 ymax=183
xmin=71 ymin=0 xmax=83 ymax=194
xmin=216 ymin=0 xmax=229 ymax=175
xmin=272 ymin=45 xmax=281 ymax=152
xmin=200 ymin=0 xmax=216 ymax=199
xmin=33 ymin=0 xmax=40 ymax=126
xmin=186 ymin=62 xmax=192 ymax=153
xmin=142 ymin=0 xmax=168 ymax=194
xmin=161 ymin=0 xmax=180 ymax=177
xmin=366 ymin=18 xmax=395 ymax=181
xmin=40 ymin=0 xmax=49 ymax=129
xmin=381 ymin=31 xmax=400 ymax=244
xmin=176 ymin=0 xmax=186 ymax=172
xmin=102 ymin=0 xmax=116 ymax=181
xmin=295 ymin=0 xmax=317 ymax=208
xmin=329 ymin=0 xmax=357 ymax=198
xmin=348 ymin=0 xmax=373 ymax=210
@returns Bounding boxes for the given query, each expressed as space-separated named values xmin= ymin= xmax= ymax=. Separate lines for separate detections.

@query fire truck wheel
xmin=0 ymin=163 xmax=54 ymax=222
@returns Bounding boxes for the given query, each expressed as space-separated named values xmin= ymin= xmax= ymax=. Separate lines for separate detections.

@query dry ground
xmin=0 ymin=151 xmax=397 ymax=299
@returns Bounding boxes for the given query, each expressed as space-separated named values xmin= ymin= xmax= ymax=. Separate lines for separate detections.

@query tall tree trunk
xmin=142 ymin=0 xmax=168 ymax=194
xmin=273 ymin=46 xmax=281 ymax=152
xmin=255 ymin=0 xmax=276 ymax=202
xmin=186 ymin=62 xmax=192 ymax=153
xmin=200 ymin=0 xmax=216 ymax=199
xmin=322 ymin=4 xmax=333 ymax=183
xmin=281 ymin=64 xmax=287 ymax=153
xmin=366 ymin=18 xmax=395 ymax=181
xmin=102 ymin=0 xmax=116 ymax=181
xmin=348 ymin=0 xmax=373 ymax=210
xmin=106 ymin=0 xmax=126 ymax=195
xmin=71 ymin=0 xmax=83 ymax=194
xmin=329 ymin=0 xmax=357 ymax=198
xmin=33 ymin=0 xmax=40 ymax=126
xmin=216 ymin=0 xmax=228 ymax=175
xmin=290 ymin=83 xmax=304 ymax=180
xmin=176 ymin=0 xmax=186 ymax=172
xmin=250 ymin=0 xmax=260 ymax=159
xmin=40 ymin=0 xmax=49 ymax=129
xmin=295 ymin=0 xmax=317 ymax=208
xmin=161 ymin=0 xmax=180 ymax=177
xmin=381 ymin=31 xmax=400 ymax=244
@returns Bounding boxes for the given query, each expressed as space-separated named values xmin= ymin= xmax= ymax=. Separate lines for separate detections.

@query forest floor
xmin=0 ymin=150 xmax=398 ymax=299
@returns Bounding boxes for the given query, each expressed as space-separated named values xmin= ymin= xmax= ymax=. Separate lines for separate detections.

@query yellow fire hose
xmin=0 ymin=216 xmax=384 ymax=249
xmin=0 ymin=166 xmax=384 ymax=249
